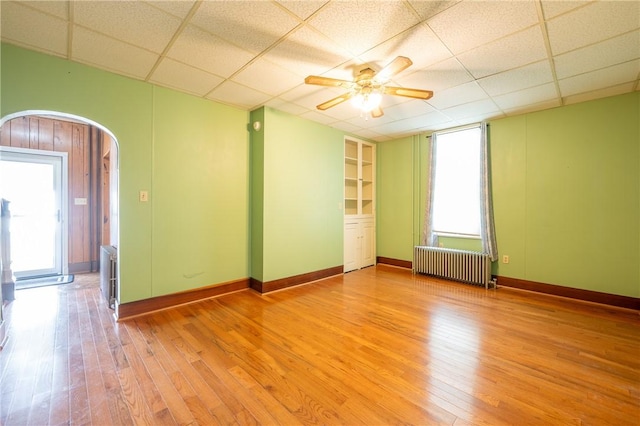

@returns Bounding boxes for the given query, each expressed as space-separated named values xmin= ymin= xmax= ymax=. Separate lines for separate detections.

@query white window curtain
xmin=422 ymin=122 xmax=498 ymax=261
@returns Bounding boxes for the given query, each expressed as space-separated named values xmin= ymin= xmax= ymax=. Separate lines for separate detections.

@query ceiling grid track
xmin=535 ymin=0 xmax=563 ymax=107
xmin=144 ymin=0 xmax=204 ymax=82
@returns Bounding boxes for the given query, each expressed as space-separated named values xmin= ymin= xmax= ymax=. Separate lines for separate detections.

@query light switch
xmin=139 ymin=190 xmax=149 ymax=202
xmin=74 ymin=198 xmax=87 ymax=205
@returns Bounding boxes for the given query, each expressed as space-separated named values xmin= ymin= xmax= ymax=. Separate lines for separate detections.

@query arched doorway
xmin=0 ymin=111 xmax=119 ymax=293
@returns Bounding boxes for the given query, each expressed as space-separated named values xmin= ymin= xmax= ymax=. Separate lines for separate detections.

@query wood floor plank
xmin=1 ymin=267 xmax=638 ymax=425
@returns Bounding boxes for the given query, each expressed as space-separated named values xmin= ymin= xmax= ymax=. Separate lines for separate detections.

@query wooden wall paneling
xmin=53 ymin=120 xmax=72 ymax=153
xmin=70 ymin=123 xmax=89 ymax=266
xmin=0 ymin=123 xmax=7 ymax=146
xmin=29 ymin=117 xmax=39 ymax=149
xmin=38 ymin=118 xmax=55 ymax=151
xmin=10 ymin=116 xmax=30 ymax=148
xmin=90 ymin=126 xmax=102 ymax=270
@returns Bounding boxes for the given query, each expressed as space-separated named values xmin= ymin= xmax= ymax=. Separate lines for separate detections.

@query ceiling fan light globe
xmin=352 ymin=92 xmax=382 ymax=112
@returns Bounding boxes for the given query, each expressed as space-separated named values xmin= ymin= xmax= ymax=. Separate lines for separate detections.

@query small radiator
xmin=414 ymin=246 xmax=492 ymax=288
xmin=100 ymin=245 xmax=117 ymax=309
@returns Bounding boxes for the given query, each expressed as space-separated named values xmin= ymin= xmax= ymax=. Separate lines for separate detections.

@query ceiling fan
xmin=304 ymin=56 xmax=433 ymax=118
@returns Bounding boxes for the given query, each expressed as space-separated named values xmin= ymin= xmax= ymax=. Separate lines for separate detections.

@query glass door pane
xmin=0 ymin=151 xmax=64 ymax=278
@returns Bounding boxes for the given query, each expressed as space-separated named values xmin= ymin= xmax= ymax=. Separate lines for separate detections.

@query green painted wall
xmin=1 ymin=44 xmax=249 ymax=303
xmin=152 ymin=87 xmax=249 ymax=296
xmin=249 ymin=108 xmax=265 ymax=282
xmin=377 ymin=92 xmax=640 ymax=298
xmin=376 ymin=136 xmax=414 ymax=260
xmin=254 ymin=107 xmax=344 ymax=283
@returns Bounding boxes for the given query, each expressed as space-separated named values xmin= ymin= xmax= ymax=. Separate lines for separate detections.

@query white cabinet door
xmin=361 ymin=220 xmax=375 ymax=268
xmin=344 ymin=222 xmax=359 ymax=273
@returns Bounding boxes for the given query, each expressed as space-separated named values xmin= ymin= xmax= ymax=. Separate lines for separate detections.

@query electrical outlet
xmin=139 ymin=190 xmax=149 ymax=202
xmin=502 ymin=255 xmax=510 ymax=264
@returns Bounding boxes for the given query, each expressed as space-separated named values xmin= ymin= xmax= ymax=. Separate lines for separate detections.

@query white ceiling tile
xmin=554 ymin=30 xmax=640 ymax=79
xmin=493 ymin=83 xmax=558 ymax=110
xmin=191 ymin=1 xmax=300 ymax=54
xmin=280 ymin=83 xmax=343 ymax=107
xmin=206 ymin=81 xmax=272 ymax=110
xmin=264 ymin=98 xmax=310 ymax=116
xmin=408 ymin=1 xmax=461 ymax=21
xmin=427 ymin=81 xmax=487 ymax=110
xmin=558 ymin=60 xmax=640 ymax=97
xmin=373 ymin=101 xmax=433 ymax=123
xmin=145 ymin=0 xmax=197 ymax=19
xmin=20 ymin=0 xmax=68 ymax=19
xmin=232 ymin=58 xmax=305 ymax=96
xmin=441 ymin=98 xmax=500 ymax=121
xmin=74 ymin=1 xmax=181 ymax=54
xmin=396 ymin=57 xmax=474 ymax=92
xmin=72 ymin=26 xmax=158 ymax=79
xmin=149 ymin=58 xmax=224 ymax=97
xmin=1 ymin=2 xmax=67 ymax=56
xmin=540 ymin=1 xmax=590 ymax=20
xmin=167 ymin=25 xmax=254 ymax=79
xmin=300 ymin=110 xmax=340 ymax=125
xmin=262 ymin=25 xmax=352 ymax=78
xmin=458 ymin=26 xmax=547 ymax=79
xmin=547 ymin=1 xmax=640 ymax=55
xmin=427 ymin=0 xmax=539 ymax=54
xmin=276 ymin=1 xmax=328 ymax=20
xmin=359 ymin=24 xmax=453 ymax=72
xmin=308 ymin=1 xmax=420 ymax=55
xmin=502 ymin=99 xmax=562 ymax=116
xmin=478 ymin=60 xmax=554 ymax=96
xmin=563 ymin=82 xmax=637 ymax=105
xmin=327 ymin=120 xmax=364 ymax=134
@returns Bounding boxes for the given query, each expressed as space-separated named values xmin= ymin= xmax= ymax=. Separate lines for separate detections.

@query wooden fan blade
xmin=305 ymin=75 xmax=354 ymax=89
xmin=317 ymin=92 xmax=354 ymax=110
xmin=371 ymin=106 xmax=384 ymax=118
xmin=376 ymin=56 xmax=413 ymax=81
xmin=384 ymin=86 xmax=433 ymax=100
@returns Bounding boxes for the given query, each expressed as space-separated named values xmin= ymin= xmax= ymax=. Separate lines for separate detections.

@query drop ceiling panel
xmin=442 ymin=98 xmax=500 ymax=121
xmin=493 ymin=83 xmax=558 ymax=110
xmin=457 ymin=26 xmax=547 ymax=79
xmin=191 ymin=1 xmax=300 ymax=54
xmin=396 ymin=57 xmax=474 ymax=93
xmin=546 ymin=1 xmax=640 ymax=55
xmin=206 ymin=80 xmax=272 ymax=110
xmin=232 ymin=57 xmax=305 ymax=96
xmin=478 ymin=60 xmax=554 ymax=96
xmin=276 ymin=0 xmax=328 ymax=20
xmin=149 ymin=58 xmax=224 ymax=97
xmin=72 ymin=27 xmax=158 ymax=80
xmin=358 ymin=24 xmax=453 ymax=71
xmin=564 ymin=82 xmax=637 ymax=106
xmin=20 ymin=0 xmax=68 ymax=19
xmin=145 ymin=0 xmax=196 ymax=20
xmin=308 ymin=1 xmax=420 ymax=55
xmin=166 ymin=25 xmax=254 ymax=79
xmin=554 ymin=30 xmax=640 ymax=79
xmin=74 ymin=1 xmax=181 ymax=54
xmin=408 ymin=0 xmax=460 ymax=21
xmin=558 ymin=60 xmax=640 ymax=97
xmin=540 ymin=0 xmax=590 ymax=20
xmin=0 ymin=2 xmax=68 ymax=57
xmin=262 ymin=25 xmax=352 ymax=78
xmin=428 ymin=0 xmax=539 ymax=54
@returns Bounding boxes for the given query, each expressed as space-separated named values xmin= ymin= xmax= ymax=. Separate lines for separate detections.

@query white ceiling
xmin=2 ymin=0 xmax=639 ymax=142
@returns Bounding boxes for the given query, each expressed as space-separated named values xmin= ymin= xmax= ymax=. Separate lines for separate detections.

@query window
xmin=431 ymin=126 xmax=481 ymax=237
xmin=423 ymin=122 xmax=497 ymax=260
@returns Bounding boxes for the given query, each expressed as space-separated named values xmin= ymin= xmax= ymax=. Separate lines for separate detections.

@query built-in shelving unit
xmin=344 ymin=137 xmax=375 ymax=272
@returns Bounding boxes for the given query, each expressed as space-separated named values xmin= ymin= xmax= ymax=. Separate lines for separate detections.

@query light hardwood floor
xmin=1 ymin=265 xmax=638 ymax=425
